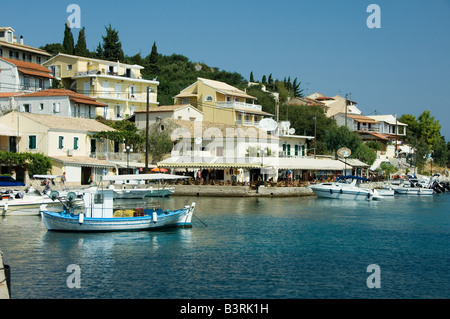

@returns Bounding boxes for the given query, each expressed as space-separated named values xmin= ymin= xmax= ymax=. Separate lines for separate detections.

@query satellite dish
xmin=258 ymin=118 xmax=278 ymax=132
xmin=289 ymin=128 xmax=296 ymax=135
xmin=195 ymin=137 xmax=203 ymax=145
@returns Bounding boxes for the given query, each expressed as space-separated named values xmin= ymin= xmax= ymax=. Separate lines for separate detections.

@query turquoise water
xmin=0 ymin=194 xmax=449 ymax=299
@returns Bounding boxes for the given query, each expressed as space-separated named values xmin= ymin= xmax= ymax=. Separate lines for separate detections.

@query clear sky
xmin=2 ymin=0 xmax=449 ymax=139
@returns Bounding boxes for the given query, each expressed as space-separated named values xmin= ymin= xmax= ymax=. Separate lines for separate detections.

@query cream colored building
xmin=43 ymin=53 xmax=159 ymax=120
xmin=174 ymin=77 xmax=273 ymax=126
xmin=0 ymin=111 xmax=116 ymax=185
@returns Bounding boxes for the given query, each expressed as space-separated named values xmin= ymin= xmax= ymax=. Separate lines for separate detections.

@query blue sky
xmin=3 ymin=0 xmax=450 ymax=139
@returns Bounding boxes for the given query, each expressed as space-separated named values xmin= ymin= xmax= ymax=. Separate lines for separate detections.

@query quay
xmin=0 ymin=250 xmax=10 ymax=299
xmin=173 ymin=185 xmax=315 ymax=197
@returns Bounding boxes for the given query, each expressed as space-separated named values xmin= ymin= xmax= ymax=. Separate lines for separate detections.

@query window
xmin=39 ymin=103 xmax=44 ymax=111
xmin=28 ymin=136 xmax=37 ymax=150
xmin=67 ymin=65 xmax=73 ymax=70
xmin=36 ymin=56 xmax=41 ymax=64
xmin=53 ymin=103 xmax=60 ymax=113
xmin=58 ymin=136 xmax=64 ymax=149
xmin=74 ymin=137 xmax=79 ymax=150
xmin=23 ymin=104 xmax=31 ymax=112
xmin=205 ymin=95 xmax=213 ymax=102
xmin=0 ymin=48 xmax=2 ymax=57
xmin=7 ymin=31 xmax=12 ymax=43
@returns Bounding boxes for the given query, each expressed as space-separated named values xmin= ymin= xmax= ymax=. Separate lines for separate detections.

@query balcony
xmin=217 ymin=101 xmax=263 ymax=112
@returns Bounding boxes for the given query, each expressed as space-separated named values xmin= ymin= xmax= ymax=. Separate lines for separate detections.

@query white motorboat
xmin=40 ymin=187 xmax=195 ymax=232
xmin=391 ymin=178 xmax=434 ymax=195
xmin=310 ymin=176 xmax=383 ymax=201
xmin=1 ymin=191 xmax=63 ymax=216
xmin=108 ymin=173 xmax=187 ymax=199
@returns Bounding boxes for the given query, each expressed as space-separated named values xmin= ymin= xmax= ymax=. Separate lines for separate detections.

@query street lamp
xmin=123 ymin=143 xmax=133 ymax=174
xmin=258 ymin=148 xmax=268 ymax=185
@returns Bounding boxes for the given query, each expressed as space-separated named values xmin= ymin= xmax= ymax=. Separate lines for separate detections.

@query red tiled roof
xmin=19 ymin=89 xmax=107 ymax=107
xmin=0 ymin=57 xmax=54 ymax=78
xmin=0 ymin=92 xmax=23 ymax=98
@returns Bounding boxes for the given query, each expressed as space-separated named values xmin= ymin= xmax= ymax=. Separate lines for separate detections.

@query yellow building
xmin=43 ymin=53 xmax=159 ymax=120
xmin=174 ymin=77 xmax=273 ymax=126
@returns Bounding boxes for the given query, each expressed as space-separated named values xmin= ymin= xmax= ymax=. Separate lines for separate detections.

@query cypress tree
xmin=62 ymin=23 xmax=74 ymax=54
xmin=74 ymin=27 xmax=89 ymax=57
xmin=148 ymin=42 xmax=160 ymax=76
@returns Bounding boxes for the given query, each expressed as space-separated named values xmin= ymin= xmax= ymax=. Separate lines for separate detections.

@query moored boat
xmin=108 ymin=173 xmax=186 ymax=199
xmin=40 ymin=186 xmax=195 ymax=232
xmin=310 ymin=176 xmax=383 ymax=201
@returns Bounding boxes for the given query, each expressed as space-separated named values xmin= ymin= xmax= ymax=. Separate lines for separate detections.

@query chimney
xmin=20 ymin=35 xmax=23 ymax=45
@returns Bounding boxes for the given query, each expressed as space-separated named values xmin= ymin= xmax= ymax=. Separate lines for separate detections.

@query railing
xmin=217 ymin=101 xmax=263 ymax=112
xmin=90 ymin=152 xmax=145 ymax=162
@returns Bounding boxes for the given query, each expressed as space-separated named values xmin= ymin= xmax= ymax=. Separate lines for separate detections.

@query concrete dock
xmin=0 ymin=250 xmax=10 ymax=299
xmin=173 ymin=185 xmax=315 ymax=197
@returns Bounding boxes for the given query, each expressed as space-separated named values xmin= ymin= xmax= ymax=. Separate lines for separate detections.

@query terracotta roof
xmin=13 ymin=111 xmax=115 ymax=132
xmin=346 ymin=114 xmax=379 ymax=124
xmin=0 ymin=57 xmax=54 ymax=78
xmin=0 ymin=92 xmax=23 ymax=98
xmin=19 ymin=89 xmax=107 ymax=107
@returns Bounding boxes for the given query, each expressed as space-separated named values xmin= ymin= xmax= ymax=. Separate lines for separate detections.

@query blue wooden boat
xmin=40 ymin=187 xmax=195 ymax=232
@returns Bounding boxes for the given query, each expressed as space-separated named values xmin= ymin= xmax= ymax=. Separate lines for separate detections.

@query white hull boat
xmin=392 ymin=187 xmax=434 ymax=195
xmin=41 ymin=175 xmax=196 ymax=232
xmin=310 ymin=176 xmax=383 ymax=201
xmin=1 ymin=192 xmax=65 ymax=216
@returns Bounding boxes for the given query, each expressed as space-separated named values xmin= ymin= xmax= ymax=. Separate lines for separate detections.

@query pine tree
xmin=74 ymin=27 xmax=89 ymax=57
xmin=101 ymin=24 xmax=125 ymax=61
xmin=62 ymin=23 xmax=74 ymax=54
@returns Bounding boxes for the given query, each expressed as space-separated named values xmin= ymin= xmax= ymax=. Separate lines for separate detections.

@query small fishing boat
xmin=1 ymin=191 xmax=63 ymax=216
xmin=310 ymin=176 xmax=383 ymax=201
xmin=40 ymin=182 xmax=195 ymax=233
xmin=108 ymin=173 xmax=187 ymax=199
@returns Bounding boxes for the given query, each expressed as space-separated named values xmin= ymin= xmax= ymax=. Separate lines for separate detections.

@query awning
xmin=159 ymin=162 xmax=264 ymax=169
xmin=0 ymin=124 xmax=20 ymax=137
xmin=277 ymin=158 xmax=347 ymax=171
xmin=51 ymin=156 xmax=116 ymax=168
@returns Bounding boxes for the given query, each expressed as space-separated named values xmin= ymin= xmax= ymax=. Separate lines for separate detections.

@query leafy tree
xmin=147 ymin=132 xmax=173 ymax=164
xmin=74 ymin=27 xmax=89 ymax=57
xmin=417 ymin=110 xmax=441 ymax=149
xmin=0 ymin=152 xmax=52 ymax=176
xmin=94 ymin=117 xmax=144 ymax=151
xmin=101 ymin=24 xmax=125 ymax=61
xmin=325 ymin=125 xmax=361 ymax=158
xmin=62 ymin=23 xmax=74 ymax=54
xmin=40 ymin=43 xmax=64 ymax=55
xmin=432 ymin=136 xmax=448 ymax=167
xmin=353 ymin=143 xmax=377 ymax=165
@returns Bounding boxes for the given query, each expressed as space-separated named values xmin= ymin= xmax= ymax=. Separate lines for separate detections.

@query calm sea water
xmin=0 ymin=193 xmax=449 ymax=299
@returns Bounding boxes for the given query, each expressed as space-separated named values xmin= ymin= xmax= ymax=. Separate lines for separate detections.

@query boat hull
xmin=392 ymin=187 xmax=434 ymax=195
xmin=1 ymin=198 xmax=63 ymax=216
xmin=41 ymin=205 xmax=194 ymax=232
xmin=310 ymin=182 xmax=383 ymax=200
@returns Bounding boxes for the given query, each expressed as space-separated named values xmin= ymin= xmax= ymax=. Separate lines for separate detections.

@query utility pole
xmin=145 ymin=87 xmax=150 ymax=173
xmin=314 ymin=112 xmax=317 ymax=159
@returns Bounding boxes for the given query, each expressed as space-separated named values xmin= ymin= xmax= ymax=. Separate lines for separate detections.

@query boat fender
xmin=39 ymin=204 xmax=47 ymax=213
xmin=152 ymin=211 xmax=158 ymax=223
xmin=330 ymin=189 xmax=333 ymax=194
xmin=3 ymin=203 xmax=8 ymax=213
xmin=340 ymin=189 xmax=343 ymax=194
xmin=78 ymin=213 xmax=84 ymax=225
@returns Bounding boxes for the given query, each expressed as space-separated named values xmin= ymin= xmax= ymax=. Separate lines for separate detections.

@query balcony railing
xmin=217 ymin=101 xmax=263 ymax=112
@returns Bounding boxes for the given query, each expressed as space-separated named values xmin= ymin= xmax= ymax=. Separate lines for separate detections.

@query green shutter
xmin=74 ymin=137 xmax=79 ymax=150
xmin=29 ymin=136 xmax=36 ymax=150
xmin=59 ymin=136 xmax=64 ymax=149
xmin=295 ymin=145 xmax=299 ymax=156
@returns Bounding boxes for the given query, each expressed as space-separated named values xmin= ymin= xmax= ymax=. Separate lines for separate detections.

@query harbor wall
xmin=0 ymin=251 xmax=10 ymax=299
xmin=173 ymin=185 xmax=315 ymax=197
